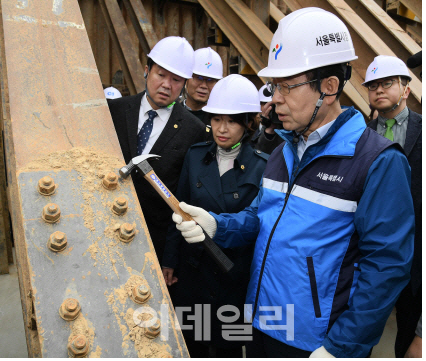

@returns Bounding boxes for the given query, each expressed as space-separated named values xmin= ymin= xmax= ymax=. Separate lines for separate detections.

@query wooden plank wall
xmin=79 ymin=0 xmax=217 ymax=96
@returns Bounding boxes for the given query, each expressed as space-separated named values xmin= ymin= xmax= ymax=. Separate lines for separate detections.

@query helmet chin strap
xmin=292 ymin=93 xmax=325 ymax=144
xmin=292 ymin=65 xmax=351 ymax=144
xmin=379 ymin=77 xmax=409 ymax=115
xmin=223 ymin=114 xmax=249 ymax=152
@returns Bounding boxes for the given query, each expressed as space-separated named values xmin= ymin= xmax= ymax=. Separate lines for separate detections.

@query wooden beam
xmin=198 ymin=0 xmax=270 ymax=76
xmin=325 ymin=0 xmax=421 ymax=105
xmin=122 ymin=0 xmax=158 ymax=56
xmin=346 ymin=0 xmax=422 ymax=80
xmin=99 ymin=0 xmax=145 ymax=95
xmin=356 ymin=0 xmax=421 ymax=55
xmin=270 ymin=2 xmax=285 ymax=22
xmin=399 ymin=0 xmax=422 ymax=21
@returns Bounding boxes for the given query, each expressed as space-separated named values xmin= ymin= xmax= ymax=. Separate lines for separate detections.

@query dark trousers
xmin=184 ymin=336 xmax=243 ymax=358
xmin=246 ymin=327 xmax=311 ymax=358
xmin=395 ymin=283 xmax=422 ymax=357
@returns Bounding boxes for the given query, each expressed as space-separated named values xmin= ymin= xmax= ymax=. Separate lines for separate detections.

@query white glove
xmin=172 ymin=202 xmax=217 ymax=243
xmin=309 ymin=346 xmax=335 ymax=358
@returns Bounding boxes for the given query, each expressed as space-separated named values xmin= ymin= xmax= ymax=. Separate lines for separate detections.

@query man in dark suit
xmin=107 ymin=36 xmax=207 ymax=263
xmin=364 ymin=55 xmax=422 ymax=358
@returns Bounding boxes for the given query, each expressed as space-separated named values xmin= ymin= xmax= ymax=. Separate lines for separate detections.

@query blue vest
xmin=245 ymin=109 xmax=397 ymax=351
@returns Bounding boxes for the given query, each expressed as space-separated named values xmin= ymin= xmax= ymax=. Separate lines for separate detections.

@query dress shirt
xmin=138 ymin=94 xmax=174 ymax=154
xmin=297 ymin=119 xmax=336 ymax=161
xmin=376 ymin=106 xmax=409 ymax=148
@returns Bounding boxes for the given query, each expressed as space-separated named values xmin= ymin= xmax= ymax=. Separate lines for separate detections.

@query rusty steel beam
xmin=0 ymin=0 xmax=187 ymax=357
xmin=99 ymin=0 xmax=145 ymax=95
xmin=122 ymin=0 xmax=158 ymax=56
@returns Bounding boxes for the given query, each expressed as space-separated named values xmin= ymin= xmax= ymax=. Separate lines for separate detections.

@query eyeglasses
xmin=367 ymin=79 xmax=399 ymax=91
xmin=192 ymin=75 xmax=217 ymax=86
xmin=266 ymin=79 xmax=317 ymax=96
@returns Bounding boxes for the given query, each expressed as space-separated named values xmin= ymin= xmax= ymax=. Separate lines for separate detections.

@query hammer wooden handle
xmin=144 ymin=170 xmax=234 ymax=272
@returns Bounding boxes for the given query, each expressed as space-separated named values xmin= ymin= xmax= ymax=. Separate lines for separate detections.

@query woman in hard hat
xmin=162 ymin=74 xmax=268 ymax=358
xmin=182 ymin=47 xmax=223 ymax=131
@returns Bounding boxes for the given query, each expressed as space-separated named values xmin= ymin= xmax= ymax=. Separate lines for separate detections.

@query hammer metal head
xmin=119 ymin=154 xmax=161 ymax=178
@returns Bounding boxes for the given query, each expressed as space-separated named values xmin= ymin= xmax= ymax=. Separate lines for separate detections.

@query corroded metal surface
xmin=0 ymin=0 xmax=187 ymax=357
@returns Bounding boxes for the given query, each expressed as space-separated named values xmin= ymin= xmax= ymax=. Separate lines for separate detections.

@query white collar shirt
xmin=138 ymin=94 xmax=174 ymax=154
xmin=297 ymin=120 xmax=336 ymax=161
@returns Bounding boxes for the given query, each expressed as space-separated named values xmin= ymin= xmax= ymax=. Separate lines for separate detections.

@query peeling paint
xmin=71 ymin=99 xmax=107 ymax=109
xmin=16 ymin=0 xmax=29 ymax=9
xmin=52 ymin=0 xmax=64 ymax=15
xmin=76 ymin=67 xmax=100 ymax=75
xmin=58 ymin=20 xmax=85 ymax=29
xmin=6 ymin=14 xmax=37 ymax=23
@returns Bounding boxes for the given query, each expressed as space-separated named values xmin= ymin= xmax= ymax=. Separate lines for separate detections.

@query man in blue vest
xmin=170 ymin=8 xmax=414 ymax=358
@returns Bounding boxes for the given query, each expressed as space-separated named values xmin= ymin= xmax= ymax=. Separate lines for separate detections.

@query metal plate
xmin=19 ymin=168 xmax=188 ymax=357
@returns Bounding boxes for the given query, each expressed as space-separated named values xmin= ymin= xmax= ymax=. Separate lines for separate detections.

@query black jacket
xmin=107 ymin=91 xmax=208 ymax=261
xmin=163 ymin=141 xmax=268 ymax=348
xmin=368 ymin=109 xmax=422 ymax=294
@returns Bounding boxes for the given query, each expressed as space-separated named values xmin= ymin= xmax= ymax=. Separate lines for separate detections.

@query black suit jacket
xmin=368 ymin=109 xmax=422 ymax=294
xmin=107 ymin=91 xmax=207 ymax=261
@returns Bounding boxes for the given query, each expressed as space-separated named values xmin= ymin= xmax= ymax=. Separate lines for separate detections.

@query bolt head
xmin=53 ymin=231 xmax=65 ymax=243
xmin=42 ymin=203 xmax=61 ymax=223
xmin=59 ymin=298 xmax=81 ymax=321
xmin=112 ymin=197 xmax=128 ymax=215
xmin=145 ymin=320 xmax=161 ymax=339
xmin=42 ymin=176 xmax=52 ymax=186
xmin=102 ymin=172 xmax=118 ymax=190
xmin=131 ymin=284 xmax=151 ymax=304
xmin=48 ymin=231 xmax=67 ymax=252
xmin=73 ymin=335 xmax=86 ymax=350
xmin=38 ymin=176 xmax=56 ymax=195
xmin=138 ymin=285 xmax=148 ymax=295
xmin=119 ymin=223 xmax=136 ymax=242
xmin=65 ymin=299 xmax=78 ymax=312
xmin=68 ymin=334 xmax=89 ymax=357
xmin=117 ymin=197 xmax=126 ymax=206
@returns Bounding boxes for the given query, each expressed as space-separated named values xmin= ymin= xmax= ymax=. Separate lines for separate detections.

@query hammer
xmin=119 ymin=154 xmax=234 ymax=272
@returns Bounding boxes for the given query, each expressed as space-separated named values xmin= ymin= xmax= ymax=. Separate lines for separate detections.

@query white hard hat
xmin=258 ymin=85 xmax=272 ymax=102
xmin=104 ymin=86 xmax=122 ymax=99
xmin=363 ymin=55 xmax=412 ymax=85
xmin=202 ymin=74 xmax=261 ymax=114
xmin=193 ymin=47 xmax=223 ymax=79
xmin=258 ymin=7 xmax=358 ymax=78
xmin=147 ymin=36 xmax=194 ymax=79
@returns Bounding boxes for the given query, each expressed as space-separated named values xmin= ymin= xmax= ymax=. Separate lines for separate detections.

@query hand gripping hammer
xmin=119 ymin=154 xmax=234 ymax=272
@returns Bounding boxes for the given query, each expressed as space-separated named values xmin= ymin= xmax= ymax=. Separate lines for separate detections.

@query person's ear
xmin=321 ymin=76 xmax=339 ymax=104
